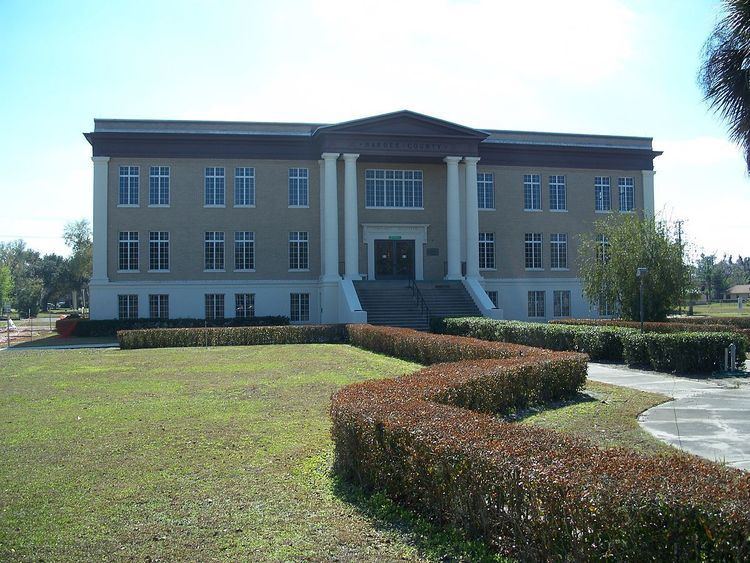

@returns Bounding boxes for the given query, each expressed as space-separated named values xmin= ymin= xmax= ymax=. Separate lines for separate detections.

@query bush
xmin=435 ymin=317 xmax=631 ymax=361
xmin=550 ymin=317 xmax=750 ymax=341
xmin=68 ymin=316 xmax=289 ymax=337
xmin=332 ymin=328 xmax=750 ymax=560
xmin=623 ymin=331 xmax=748 ymax=373
xmin=118 ymin=324 xmax=343 ymax=349
xmin=670 ymin=316 xmax=750 ymax=329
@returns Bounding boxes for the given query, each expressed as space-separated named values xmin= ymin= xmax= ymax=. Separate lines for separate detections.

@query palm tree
xmin=699 ymin=0 xmax=750 ymax=171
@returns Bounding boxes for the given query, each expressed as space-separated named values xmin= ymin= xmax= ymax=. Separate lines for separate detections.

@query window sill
xmin=288 ymin=269 xmax=310 ymax=273
xmin=288 ymin=205 xmax=310 ymax=209
xmin=234 ymin=269 xmax=256 ymax=273
xmin=523 ymin=208 xmax=543 ymax=212
xmin=525 ymin=268 xmax=544 ymax=272
xmin=117 ymin=204 xmax=140 ymax=208
xmin=550 ymin=268 xmax=570 ymax=272
xmin=550 ymin=209 xmax=568 ymax=213
xmin=234 ymin=205 xmax=256 ymax=209
xmin=147 ymin=269 xmax=171 ymax=273
xmin=364 ymin=206 xmax=424 ymax=210
xmin=117 ymin=269 xmax=140 ymax=273
xmin=619 ymin=210 xmax=635 ymax=214
xmin=479 ymin=268 xmax=497 ymax=272
xmin=148 ymin=204 xmax=170 ymax=208
xmin=479 ymin=208 xmax=496 ymax=211
xmin=204 ymin=269 xmax=226 ymax=273
xmin=204 ymin=204 xmax=226 ymax=208
xmin=595 ymin=210 xmax=613 ymax=214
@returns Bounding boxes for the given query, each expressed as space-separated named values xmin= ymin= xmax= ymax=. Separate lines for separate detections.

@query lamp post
xmin=637 ymin=267 xmax=648 ymax=333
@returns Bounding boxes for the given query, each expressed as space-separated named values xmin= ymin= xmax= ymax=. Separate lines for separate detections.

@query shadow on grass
xmin=504 ymin=391 xmax=598 ymax=423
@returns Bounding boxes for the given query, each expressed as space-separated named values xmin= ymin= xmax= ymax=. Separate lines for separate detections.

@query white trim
xmin=203 ymin=204 xmax=226 ymax=209
xmin=233 ymin=269 xmax=256 ymax=273
xmin=117 ymin=204 xmax=140 ymax=208
xmin=117 ymin=269 xmax=140 ymax=274
xmin=233 ymin=204 xmax=256 ymax=209
xmin=148 ymin=204 xmax=170 ymax=208
xmin=203 ymin=269 xmax=226 ymax=273
xmin=550 ymin=209 xmax=568 ymax=213
xmin=147 ymin=269 xmax=171 ymax=273
xmin=362 ymin=223 xmax=429 ymax=281
xmin=287 ymin=205 xmax=310 ymax=209
xmin=523 ymin=209 xmax=543 ymax=212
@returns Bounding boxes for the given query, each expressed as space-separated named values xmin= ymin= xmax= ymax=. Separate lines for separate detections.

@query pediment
xmin=315 ymin=110 xmax=488 ymax=139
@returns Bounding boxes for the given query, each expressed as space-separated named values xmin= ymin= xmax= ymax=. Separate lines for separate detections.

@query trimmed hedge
xmin=550 ymin=317 xmax=750 ymax=341
xmin=117 ymin=324 xmax=343 ymax=349
xmin=332 ymin=325 xmax=750 ymax=560
xmin=64 ymin=316 xmax=289 ymax=337
xmin=670 ymin=316 xmax=750 ymax=329
xmin=623 ymin=331 xmax=748 ymax=373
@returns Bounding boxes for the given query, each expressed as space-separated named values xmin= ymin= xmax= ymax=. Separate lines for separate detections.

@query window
xmin=599 ymin=295 xmax=615 ymax=317
xmin=290 ymin=292 xmax=310 ymax=322
xmin=486 ymin=290 xmax=499 ymax=308
xmin=204 ymin=231 xmax=225 ymax=271
xmin=118 ymin=294 xmax=138 ymax=319
xmin=595 ymin=176 xmax=611 ymax=212
xmin=596 ymin=234 xmax=610 ymax=264
xmin=528 ymin=291 xmax=545 ymax=318
xmin=235 ymin=167 xmax=255 ymax=207
xmin=524 ymin=233 xmax=543 ymax=269
xmin=149 ymin=294 xmax=169 ymax=320
xmin=553 ymin=290 xmax=571 ymax=317
xmin=288 ymin=168 xmax=309 ymax=207
xmin=288 ymin=231 xmax=309 ymax=270
xmin=477 ymin=172 xmax=494 ymax=209
xmin=523 ymin=174 xmax=541 ymax=210
xmin=118 ymin=231 xmax=139 ymax=271
xmin=149 ymin=231 xmax=169 ymax=271
xmin=550 ymin=233 xmax=568 ymax=270
xmin=234 ymin=231 xmax=255 ymax=271
xmin=549 ymin=175 xmax=567 ymax=211
xmin=119 ymin=166 xmax=139 ymax=206
xmin=619 ymin=177 xmax=634 ymax=212
xmin=205 ymin=167 xmax=225 ymax=206
xmin=149 ymin=166 xmax=170 ymax=206
xmin=235 ymin=293 xmax=255 ymax=318
xmin=205 ymin=294 xmax=225 ymax=320
xmin=479 ymin=232 xmax=495 ymax=269
xmin=365 ymin=169 xmax=423 ymax=208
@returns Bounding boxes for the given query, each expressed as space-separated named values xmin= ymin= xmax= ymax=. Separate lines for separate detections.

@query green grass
xmin=0 ymin=344 xmax=508 ymax=562
xmin=690 ymin=302 xmax=750 ymax=317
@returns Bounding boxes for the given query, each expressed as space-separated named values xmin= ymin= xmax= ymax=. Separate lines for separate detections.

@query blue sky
xmin=1 ymin=0 xmax=747 ymax=259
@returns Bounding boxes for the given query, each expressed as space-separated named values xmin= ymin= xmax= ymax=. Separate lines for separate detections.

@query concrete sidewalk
xmin=588 ymin=363 xmax=750 ymax=471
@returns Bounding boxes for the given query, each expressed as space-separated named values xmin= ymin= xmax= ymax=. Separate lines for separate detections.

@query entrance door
xmin=374 ymin=239 xmax=415 ymax=279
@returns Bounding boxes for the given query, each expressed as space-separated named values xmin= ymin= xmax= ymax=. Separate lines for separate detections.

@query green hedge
xmin=550 ymin=318 xmax=750 ymax=341
xmin=67 ymin=316 xmax=289 ymax=337
xmin=670 ymin=316 xmax=750 ymax=329
xmin=117 ymin=324 xmax=343 ymax=349
xmin=623 ymin=331 xmax=748 ymax=373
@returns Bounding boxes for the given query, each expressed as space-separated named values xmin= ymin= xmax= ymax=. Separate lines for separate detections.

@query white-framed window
xmin=288 ymin=231 xmax=309 ymax=271
xmin=235 ymin=293 xmax=255 ymax=319
xmin=205 ymin=293 xmax=225 ymax=320
xmin=118 ymin=231 xmax=139 ymax=271
xmin=597 ymin=233 xmax=610 ymax=264
xmin=486 ymin=290 xmax=499 ymax=308
xmin=479 ymin=232 xmax=495 ymax=269
xmin=599 ymin=295 xmax=615 ymax=317
xmin=148 ymin=231 xmax=169 ymax=271
xmin=205 ymin=167 xmax=226 ymax=206
xmin=528 ymin=290 xmax=545 ymax=318
xmin=118 ymin=166 xmax=139 ymax=206
xmin=234 ymin=167 xmax=255 ymax=207
xmin=618 ymin=177 xmax=634 ymax=212
xmin=234 ymin=231 xmax=255 ymax=271
xmin=204 ymin=231 xmax=225 ymax=271
xmin=595 ymin=176 xmax=611 ymax=212
xmin=553 ymin=290 xmax=571 ymax=317
xmin=549 ymin=175 xmax=566 ymax=211
xmin=477 ymin=172 xmax=494 ymax=209
xmin=523 ymin=173 xmax=542 ymax=211
xmin=290 ymin=292 xmax=310 ymax=322
xmin=149 ymin=294 xmax=169 ymax=320
xmin=365 ymin=169 xmax=423 ymax=208
xmin=149 ymin=166 xmax=170 ymax=206
xmin=550 ymin=233 xmax=568 ymax=270
xmin=118 ymin=294 xmax=138 ymax=319
xmin=524 ymin=233 xmax=542 ymax=269
xmin=288 ymin=168 xmax=309 ymax=207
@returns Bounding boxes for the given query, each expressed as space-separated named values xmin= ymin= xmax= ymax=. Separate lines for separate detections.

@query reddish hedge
xmin=669 ymin=316 xmax=750 ymax=329
xmin=550 ymin=317 xmax=750 ymax=337
xmin=332 ymin=325 xmax=750 ymax=560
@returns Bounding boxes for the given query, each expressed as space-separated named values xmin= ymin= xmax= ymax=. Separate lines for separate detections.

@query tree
xmin=0 ymin=265 xmax=12 ymax=313
xmin=578 ymin=215 xmax=689 ymax=321
xmin=63 ymin=219 xmax=93 ymax=308
xmin=699 ymin=0 xmax=750 ymax=171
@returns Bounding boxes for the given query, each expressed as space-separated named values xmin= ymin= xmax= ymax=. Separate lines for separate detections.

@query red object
xmin=55 ymin=318 xmax=79 ymax=337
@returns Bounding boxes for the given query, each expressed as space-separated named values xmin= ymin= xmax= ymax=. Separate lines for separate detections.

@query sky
xmin=1 ymin=0 xmax=747 ymax=260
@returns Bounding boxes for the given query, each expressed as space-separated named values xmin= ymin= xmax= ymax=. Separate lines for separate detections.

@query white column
xmin=318 ymin=159 xmax=325 ymax=276
xmin=444 ymin=156 xmax=462 ymax=280
xmin=464 ymin=156 xmax=481 ymax=279
xmin=642 ymin=169 xmax=655 ymax=217
xmin=322 ymin=152 xmax=341 ymax=281
xmin=343 ymin=153 xmax=360 ymax=279
xmin=91 ymin=156 xmax=110 ymax=282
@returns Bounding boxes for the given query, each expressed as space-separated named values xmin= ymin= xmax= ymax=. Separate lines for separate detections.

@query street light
xmin=636 ymin=267 xmax=648 ymax=333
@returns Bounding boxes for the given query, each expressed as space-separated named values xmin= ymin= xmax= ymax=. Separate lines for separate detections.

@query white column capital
xmin=443 ymin=155 xmax=462 ymax=165
xmin=342 ymin=153 xmax=360 ymax=161
xmin=463 ymin=156 xmax=481 ymax=165
xmin=321 ymin=152 xmax=340 ymax=161
xmin=92 ymin=156 xmax=110 ymax=164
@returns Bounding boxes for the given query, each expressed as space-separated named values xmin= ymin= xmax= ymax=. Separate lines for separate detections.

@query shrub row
xmin=550 ymin=317 xmax=750 ymax=341
xmin=117 ymin=324 xmax=343 ymax=349
xmin=669 ymin=315 xmax=750 ymax=329
xmin=61 ymin=316 xmax=289 ymax=337
xmin=332 ymin=326 xmax=750 ymax=560
xmin=436 ymin=317 xmax=747 ymax=373
xmin=433 ymin=317 xmax=630 ymax=361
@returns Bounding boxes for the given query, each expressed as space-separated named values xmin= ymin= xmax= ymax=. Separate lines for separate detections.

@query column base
xmin=444 ymin=274 xmax=464 ymax=281
xmin=320 ymin=274 xmax=342 ymax=283
xmin=344 ymin=273 xmax=362 ymax=281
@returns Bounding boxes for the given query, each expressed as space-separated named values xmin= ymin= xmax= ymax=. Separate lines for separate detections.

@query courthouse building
xmin=85 ymin=110 xmax=660 ymax=326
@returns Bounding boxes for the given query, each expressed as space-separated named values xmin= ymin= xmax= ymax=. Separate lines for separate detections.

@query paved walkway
xmin=588 ymin=363 xmax=750 ymax=471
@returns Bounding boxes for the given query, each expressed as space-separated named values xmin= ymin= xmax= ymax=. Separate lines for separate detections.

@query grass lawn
xmin=1 ymin=344 xmax=677 ymax=561
xmin=689 ymin=302 xmax=750 ymax=317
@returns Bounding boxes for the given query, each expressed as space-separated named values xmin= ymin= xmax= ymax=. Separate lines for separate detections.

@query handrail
xmin=407 ymin=278 xmax=431 ymax=325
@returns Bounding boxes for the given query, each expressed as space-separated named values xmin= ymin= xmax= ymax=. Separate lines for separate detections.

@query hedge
xmin=117 ymin=324 xmax=343 ymax=349
xmin=550 ymin=317 xmax=750 ymax=341
xmin=61 ymin=316 xmax=289 ymax=337
xmin=669 ymin=316 xmax=750 ymax=329
xmin=331 ymin=325 xmax=750 ymax=560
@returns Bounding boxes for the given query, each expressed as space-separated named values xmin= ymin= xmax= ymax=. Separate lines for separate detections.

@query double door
xmin=374 ymin=239 xmax=415 ymax=280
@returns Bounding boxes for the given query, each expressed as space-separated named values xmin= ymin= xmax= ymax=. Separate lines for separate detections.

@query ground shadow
xmin=504 ymin=391 xmax=598 ymax=423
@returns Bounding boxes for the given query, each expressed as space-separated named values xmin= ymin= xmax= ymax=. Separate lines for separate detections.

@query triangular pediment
xmin=314 ymin=110 xmax=488 ymax=139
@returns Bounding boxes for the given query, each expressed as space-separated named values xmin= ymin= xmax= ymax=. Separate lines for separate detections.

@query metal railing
xmin=407 ymin=278 xmax=431 ymax=326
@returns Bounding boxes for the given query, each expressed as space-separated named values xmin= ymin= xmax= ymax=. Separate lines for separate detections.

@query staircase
xmin=353 ymin=280 xmax=481 ymax=331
